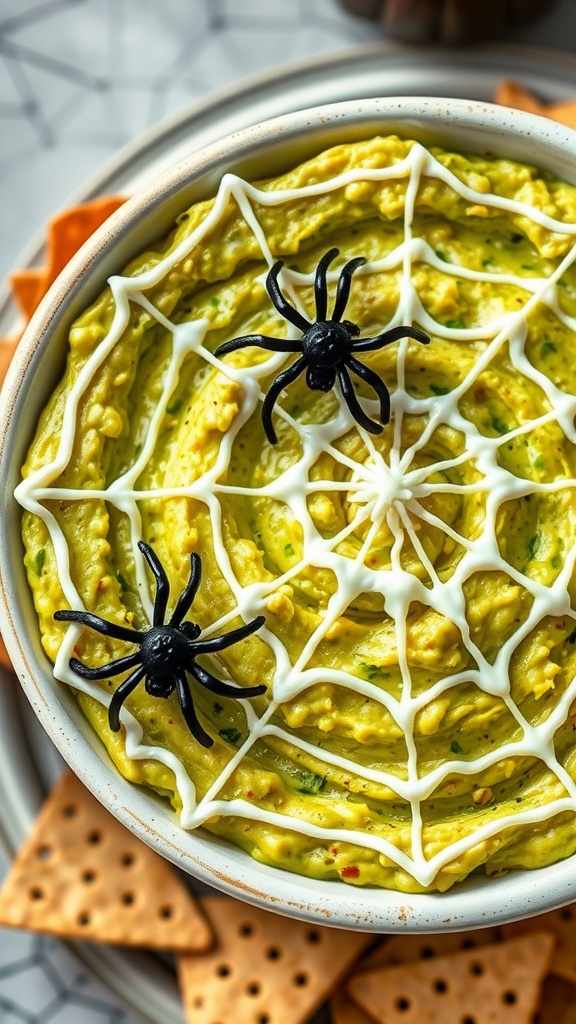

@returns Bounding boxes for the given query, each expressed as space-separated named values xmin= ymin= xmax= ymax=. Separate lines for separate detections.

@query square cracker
xmin=177 ymin=895 xmax=373 ymax=1024
xmin=347 ymin=931 xmax=554 ymax=1024
xmin=503 ymin=905 xmax=576 ymax=984
xmin=331 ymin=926 xmax=501 ymax=1024
xmin=0 ymin=770 xmax=213 ymax=952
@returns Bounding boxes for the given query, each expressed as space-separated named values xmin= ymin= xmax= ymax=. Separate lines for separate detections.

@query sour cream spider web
xmin=17 ymin=140 xmax=576 ymax=887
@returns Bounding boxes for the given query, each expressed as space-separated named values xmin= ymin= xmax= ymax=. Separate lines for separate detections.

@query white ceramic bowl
xmin=2 ymin=96 xmax=576 ymax=932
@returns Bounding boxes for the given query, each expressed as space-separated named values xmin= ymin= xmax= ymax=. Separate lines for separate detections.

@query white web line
xmin=17 ymin=142 xmax=576 ymax=887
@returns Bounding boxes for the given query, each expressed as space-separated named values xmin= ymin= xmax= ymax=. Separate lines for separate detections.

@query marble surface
xmin=1 ymin=0 xmax=576 ymax=1020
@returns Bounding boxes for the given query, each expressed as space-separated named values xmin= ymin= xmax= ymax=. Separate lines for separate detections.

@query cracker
xmin=177 ymin=895 xmax=372 ymax=1024
xmin=503 ymin=905 xmax=576 ymax=984
xmin=347 ymin=931 xmax=554 ymax=1024
xmin=0 ymin=770 xmax=213 ymax=952
xmin=330 ymin=925 xmax=501 ymax=1024
xmin=533 ymin=975 xmax=576 ymax=1024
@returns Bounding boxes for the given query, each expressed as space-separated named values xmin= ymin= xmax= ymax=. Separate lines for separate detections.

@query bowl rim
xmin=2 ymin=94 xmax=576 ymax=932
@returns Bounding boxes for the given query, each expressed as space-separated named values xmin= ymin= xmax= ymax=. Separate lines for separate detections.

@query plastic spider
xmin=54 ymin=541 xmax=266 ymax=748
xmin=215 ymin=247 xmax=429 ymax=443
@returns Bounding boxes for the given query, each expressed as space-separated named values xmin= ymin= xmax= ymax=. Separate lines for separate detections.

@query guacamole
xmin=18 ymin=135 xmax=576 ymax=892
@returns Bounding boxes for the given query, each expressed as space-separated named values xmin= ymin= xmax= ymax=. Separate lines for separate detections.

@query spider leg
xmin=175 ymin=670 xmax=214 ymax=747
xmin=266 ymin=260 xmax=310 ymax=333
xmin=351 ymin=325 xmax=430 ymax=353
xmin=214 ymin=334 xmax=300 ymax=358
xmin=332 ymin=256 xmax=367 ymax=322
xmin=54 ymin=609 xmax=144 ymax=644
xmin=108 ymin=665 xmax=147 ymax=732
xmin=138 ymin=540 xmax=170 ymax=627
xmin=190 ymin=614 xmax=265 ymax=655
xmin=190 ymin=660 xmax=267 ymax=699
xmin=262 ymin=355 xmax=308 ymax=445
xmin=69 ymin=651 xmax=141 ymax=681
xmin=337 ymin=365 xmax=383 ymax=435
xmin=347 ymin=356 xmax=392 ymax=425
xmin=314 ymin=247 xmax=339 ymax=321
xmin=170 ymin=553 xmax=201 ymax=627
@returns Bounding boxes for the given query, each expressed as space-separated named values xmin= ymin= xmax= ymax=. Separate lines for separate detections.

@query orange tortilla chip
xmin=495 ymin=80 xmax=576 ymax=132
xmin=43 ymin=195 xmax=126 ymax=286
xmin=9 ymin=270 xmax=44 ymax=322
xmin=0 ymin=770 xmax=213 ymax=952
xmin=9 ymin=196 xmax=126 ymax=321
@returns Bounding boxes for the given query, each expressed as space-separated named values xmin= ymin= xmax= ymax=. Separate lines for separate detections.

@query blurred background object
xmin=338 ymin=0 xmax=558 ymax=44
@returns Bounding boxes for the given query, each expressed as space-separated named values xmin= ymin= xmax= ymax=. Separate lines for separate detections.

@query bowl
xmin=2 ymin=95 xmax=576 ymax=932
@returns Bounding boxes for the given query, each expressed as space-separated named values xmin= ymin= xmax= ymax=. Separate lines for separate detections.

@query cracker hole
xmin=87 ymin=830 xmax=102 ymax=845
xmin=246 ymin=982 xmax=261 ymax=997
xmin=81 ymin=870 xmax=96 ymax=884
xmin=470 ymin=962 xmax=484 ymax=976
xmin=78 ymin=911 xmax=91 ymax=926
xmin=30 ymin=887 xmax=44 ymax=901
xmin=461 ymin=939 xmax=476 ymax=949
xmin=395 ymin=997 xmax=411 ymax=1012
xmin=420 ymin=946 xmax=435 ymax=959
xmin=239 ymin=923 xmax=254 ymax=938
xmin=266 ymin=947 xmax=281 ymax=961
xmin=216 ymin=964 xmax=231 ymax=978
xmin=306 ymin=929 xmax=321 ymax=944
xmin=121 ymin=892 xmax=135 ymax=906
xmin=158 ymin=905 xmax=173 ymax=919
xmin=293 ymin=973 xmax=308 ymax=987
xmin=462 ymin=1017 xmax=476 ymax=1024
xmin=503 ymin=991 xmax=517 ymax=1005
xmin=560 ymin=908 xmax=573 ymax=921
xmin=37 ymin=845 xmax=52 ymax=861
xmin=257 ymin=1016 xmax=270 ymax=1024
xmin=121 ymin=852 xmax=135 ymax=868
xmin=434 ymin=979 xmax=448 ymax=994
xmin=62 ymin=803 xmax=77 ymax=819
xmin=193 ymin=996 xmax=203 ymax=1008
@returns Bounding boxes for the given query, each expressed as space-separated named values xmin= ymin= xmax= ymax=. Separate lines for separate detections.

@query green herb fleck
xmin=551 ymin=554 xmax=562 ymax=569
xmin=450 ymin=740 xmax=464 ymax=755
xmin=213 ymin=702 xmax=223 ymax=715
xmin=490 ymin=416 xmax=508 ymax=435
xmin=534 ymin=455 xmax=545 ymax=470
xmin=444 ymin=318 xmax=466 ymax=330
xmin=567 ymin=627 xmax=576 ymax=644
xmin=284 ymin=543 xmax=294 ymax=557
xmin=435 ymin=250 xmax=449 ymax=262
xmin=430 ymin=383 xmax=450 ymax=396
xmin=116 ymin=571 xmax=133 ymax=593
xmin=33 ymin=549 xmax=46 ymax=576
xmin=295 ymin=770 xmax=326 ymax=794
xmin=510 ymin=232 xmax=523 ymax=244
xmin=358 ymin=661 xmax=389 ymax=681
xmin=540 ymin=340 xmax=557 ymax=357
xmin=528 ymin=534 xmax=541 ymax=559
xmin=167 ymin=398 xmax=183 ymax=415
xmin=521 ymin=264 xmax=534 ymax=271
xmin=481 ymin=257 xmax=492 ymax=267
xmin=219 ymin=727 xmax=242 ymax=744
xmin=209 ymin=296 xmax=220 ymax=308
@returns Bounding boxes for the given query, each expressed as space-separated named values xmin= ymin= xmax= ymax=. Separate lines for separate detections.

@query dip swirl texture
xmin=18 ymin=136 xmax=576 ymax=892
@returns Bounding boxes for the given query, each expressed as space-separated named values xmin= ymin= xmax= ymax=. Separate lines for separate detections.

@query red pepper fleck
xmin=556 ymin=622 xmax=566 ymax=629
xmin=474 ymin=387 xmax=486 ymax=401
xmin=96 ymin=578 xmax=105 ymax=592
xmin=340 ymin=865 xmax=360 ymax=879
xmin=167 ymin=719 xmax=174 ymax=725
xmin=331 ymin=847 xmax=339 ymax=855
xmin=247 ymin=791 xmax=254 ymax=799
xmin=73 ymin=644 xmax=81 ymax=656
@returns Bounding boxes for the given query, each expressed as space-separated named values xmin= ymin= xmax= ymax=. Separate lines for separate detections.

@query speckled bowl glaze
xmin=2 ymin=96 xmax=576 ymax=932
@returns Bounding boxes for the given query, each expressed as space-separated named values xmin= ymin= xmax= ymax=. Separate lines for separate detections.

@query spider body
xmin=55 ymin=541 xmax=266 ymax=747
xmin=215 ymin=247 xmax=430 ymax=443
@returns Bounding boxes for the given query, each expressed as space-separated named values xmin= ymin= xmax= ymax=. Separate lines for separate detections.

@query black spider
xmin=215 ymin=247 xmax=429 ymax=444
xmin=54 ymin=541 xmax=266 ymax=748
